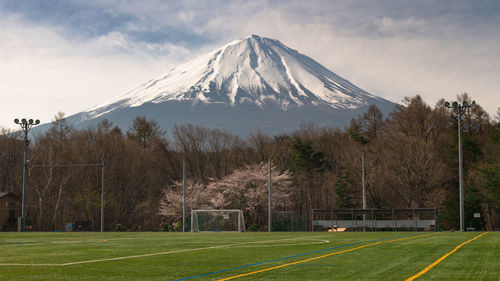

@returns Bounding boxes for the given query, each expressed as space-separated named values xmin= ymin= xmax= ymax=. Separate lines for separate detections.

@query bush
xmin=159 ymin=222 xmax=169 ymax=232
xmin=128 ymin=224 xmax=141 ymax=232
xmin=159 ymin=222 xmax=182 ymax=232
xmin=272 ymin=221 xmax=285 ymax=232
xmin=172 ymin=222 xmax=182 ymax=232
xmin=114 ymin=224 xmax=125 ymax=232
xmin=248 ymin=224 xmax=260 ymax=232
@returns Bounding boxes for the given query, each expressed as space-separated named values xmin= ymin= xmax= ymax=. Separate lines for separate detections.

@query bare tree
xmin=158 ymin=163 xmax=293 ymax=229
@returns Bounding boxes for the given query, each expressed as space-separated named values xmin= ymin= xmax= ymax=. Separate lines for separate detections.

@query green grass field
xmin=0 ymin=231 xmax=498 ymax=280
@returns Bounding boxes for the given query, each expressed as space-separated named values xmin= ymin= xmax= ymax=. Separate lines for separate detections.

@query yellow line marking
xmin=384 ymin=233 xmax=438 ymax=243
xmin=217 ymin=233 xmax=436 ymax=281
xmin=217 ymin=242 xmax=381 ymax=281
xmin=405 ymin=232 xmax=489 ymax=281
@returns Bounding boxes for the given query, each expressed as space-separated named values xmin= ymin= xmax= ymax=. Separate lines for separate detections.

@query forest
xmin=0 ymin=94 xmax=499 ymax=231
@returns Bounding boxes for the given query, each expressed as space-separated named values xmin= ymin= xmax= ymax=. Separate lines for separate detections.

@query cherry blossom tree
xmin=158 ymin=162 xmax=293 ymax=228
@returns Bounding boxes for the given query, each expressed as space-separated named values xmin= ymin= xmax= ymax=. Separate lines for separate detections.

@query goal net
xmin=191 ymin=209 xmax=245 ymax=232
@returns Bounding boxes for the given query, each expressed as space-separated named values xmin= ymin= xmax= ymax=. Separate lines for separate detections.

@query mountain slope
xmin=40 ymin=35 xmax=396 ymax=136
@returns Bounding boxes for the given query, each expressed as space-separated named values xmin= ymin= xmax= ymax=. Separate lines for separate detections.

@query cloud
xmin=1 ymin=0 xmax=500 ymax=129
xmin=376 ymin=16 xmax=428 ymax=35
xmin=193 ymin=0 xmax=500 ymax=113
xmin=0 ymin=11 xmax=196 ymax=129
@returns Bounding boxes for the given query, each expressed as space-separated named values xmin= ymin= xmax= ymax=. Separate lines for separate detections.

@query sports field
xmin=0 ymin=231 xmax=497 ymax=280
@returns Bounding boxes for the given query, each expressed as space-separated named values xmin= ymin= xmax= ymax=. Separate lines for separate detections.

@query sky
xmin=1 ymin=0 xmax=500 ymax=129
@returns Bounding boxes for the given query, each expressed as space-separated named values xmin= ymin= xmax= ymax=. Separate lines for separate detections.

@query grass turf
xmin=0 ymin=231 xmax=497 ymax=280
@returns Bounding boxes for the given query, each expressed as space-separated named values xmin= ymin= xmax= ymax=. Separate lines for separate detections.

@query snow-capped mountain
xmin=42 ymin=35 xmax=396 ymax=136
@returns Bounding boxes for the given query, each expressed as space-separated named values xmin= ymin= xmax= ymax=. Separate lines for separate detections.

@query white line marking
xmin=0 ymin=236 xmax=329 ymax=267
xmin=230 ymin=239 xmax=330 ymax=248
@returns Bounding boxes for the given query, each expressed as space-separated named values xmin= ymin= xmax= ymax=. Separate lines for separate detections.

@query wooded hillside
xmin=1 ymin=94 xmax=499 ymax=231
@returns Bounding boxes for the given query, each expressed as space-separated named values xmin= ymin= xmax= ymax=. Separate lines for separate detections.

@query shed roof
xmin=0 ymin=192 xmax=20 ymax=200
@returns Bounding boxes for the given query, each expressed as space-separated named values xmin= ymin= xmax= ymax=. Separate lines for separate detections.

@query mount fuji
xmin=45 ymin=35 xmax=396 ymax=136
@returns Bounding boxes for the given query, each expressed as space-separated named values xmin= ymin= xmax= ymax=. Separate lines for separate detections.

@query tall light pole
xmin=101 ymin=163 xmax=105 ymax=232
xmin=268 ymin=158 xmax=272 ymax=232
xmin=444 ymin=100 xmax=475 ymax=232
xmin=362 ymin=152 xmax=366 ymax=231
xmin=14 ymin=118 xmax=40 ymax=231
xmin=183 ymin=159 xmax=186 ymax=232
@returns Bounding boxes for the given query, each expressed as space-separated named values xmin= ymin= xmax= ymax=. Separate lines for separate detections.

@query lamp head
xmin=28 ymin=119 xmax=34 ymax=124
xmin=35 ymin=119 xmax=40 ymax=125
xmin=14 ymin=118 xmax=19 ymax=124
xmin=444 ymin=101 xmax=451 ymax=108
xmin=452 ymin=101 xmax=459 ymax=108
xmin=21 ymin=118 xmax=27 ymax=124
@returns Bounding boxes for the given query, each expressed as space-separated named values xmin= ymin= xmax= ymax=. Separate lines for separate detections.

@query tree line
xmin=0 ymin=94 xmax=499 ymax=231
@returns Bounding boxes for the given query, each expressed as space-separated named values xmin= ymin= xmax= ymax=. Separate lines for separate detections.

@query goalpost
xmin=191 ymin=209 xmax=245 ymax=232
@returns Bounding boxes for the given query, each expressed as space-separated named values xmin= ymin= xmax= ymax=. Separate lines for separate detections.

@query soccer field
xmin=0 ymin=231 xmax=497 ymax=280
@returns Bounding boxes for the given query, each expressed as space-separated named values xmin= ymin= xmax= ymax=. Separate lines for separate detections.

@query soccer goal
xmin=190 ymin=209 xmax=245 ymax=232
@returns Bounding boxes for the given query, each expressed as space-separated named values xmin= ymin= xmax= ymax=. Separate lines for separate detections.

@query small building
xmin=0 ymin=192 xmax=21 ymax=231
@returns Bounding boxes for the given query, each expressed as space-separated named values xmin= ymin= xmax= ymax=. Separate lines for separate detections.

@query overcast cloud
xmin=1 ymin=0 xmax=500 ymax=129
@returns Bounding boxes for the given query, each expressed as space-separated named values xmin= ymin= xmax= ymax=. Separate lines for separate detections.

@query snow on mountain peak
xmin=86 ymin=35 xmax=383 ymax=118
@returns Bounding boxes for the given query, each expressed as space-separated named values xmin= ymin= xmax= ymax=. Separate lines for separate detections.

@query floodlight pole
xmin=14 ymin=118 xmax=40 ymax=232
xmin=444 ymin=100 xmax=475 ymax=232
xmin=268 ymin=158 xmax=272 ymax=232
xmin=183 ymin=159 xmax=186 ymax=232
xmin=101 ymin=163 xmax=105 ymax=232
xmin=457 ymin=111 xmax=464 ymax=232
xmin=362 ymin=152 xmax=366 ymax=231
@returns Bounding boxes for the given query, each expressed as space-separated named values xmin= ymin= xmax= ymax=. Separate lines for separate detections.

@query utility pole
xmin=183 ymin=159 xmax=186 ymax=232
xmin=101 ymin=163 xmax=105 ymax=232
xmin=14 ymin=118 xmax=40 ymax=232
xmin=445 ymin=100 xmax=475 ymax=232
xmin=362 ymin=152 xmax=366 ymax=231
xmin=268 ymin=158 xmax=272 ymax=232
